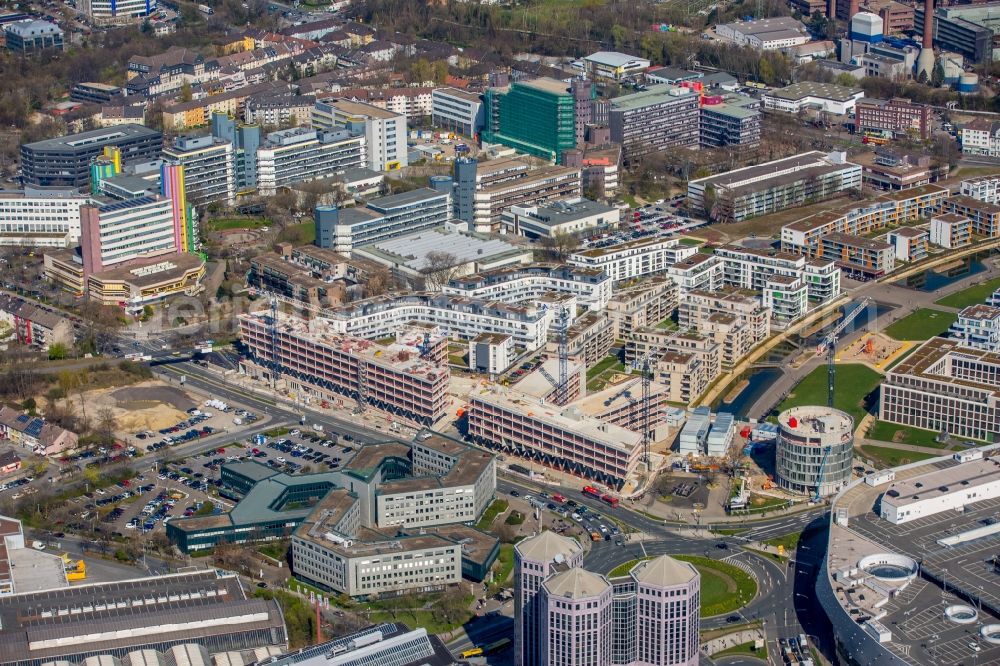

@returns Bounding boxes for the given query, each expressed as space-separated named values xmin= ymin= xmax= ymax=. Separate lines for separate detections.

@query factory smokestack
xmin=916 ymin=0 xmax=935 ymax=79
xmin=849 ymin=0 xmax=860 ymax=20
xmin=828 ymin=0 xmax=836 ymax=20
xmin=923 ymin=0 xmax=934 ymax=47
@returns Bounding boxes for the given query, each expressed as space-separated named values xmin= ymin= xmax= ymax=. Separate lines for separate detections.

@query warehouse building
xmin=0 ymin=569 xmax=288 ymax=666
xmin=716 ymin=16 xmax=811 ymax=50
xmin=762 ymin=81 xmax=865 ymax=115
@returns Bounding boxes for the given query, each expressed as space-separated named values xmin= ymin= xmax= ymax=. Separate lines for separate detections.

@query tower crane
xmin=554 ymin=305 xmax=571 ymax=406
xmin=630 ymin=350 xmax=655 ymax=466
xmin=816 ymin=298 xmax=872 ymax=408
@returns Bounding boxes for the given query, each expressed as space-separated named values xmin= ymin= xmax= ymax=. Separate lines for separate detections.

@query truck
xmin=198 ymin=4 xmax=214 ymax=14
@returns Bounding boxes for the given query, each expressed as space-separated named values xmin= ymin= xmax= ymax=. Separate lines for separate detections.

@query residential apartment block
xmin=688 ymin=151 xmax=862 ymax=223
xmin=937 ymin=195 xmax=1000 ymax=239
xmin=960 ymin=176 xmax=1000 ymax=205
xmin=315 ymin=188 xmax=449 ymax=253
xmin=0 ymin=294 xmax=74 ymax=352
xmin=854 ymin=97 xmax=931 ymax=140
xmin=608 ymin=85 xmax=700 ymax=163
xmin=714 ymin=245 xmax=841 ymax=315
xmin=930 ymin=212 xmax=972 ymax=249
xmin=949 ymin=304 xmax=1000 ymax=352
xmin=880 ymin=337 xmax=999 ymax=442
xmin=605 ymin=277 xmax=678 ymax=339
xmin=648 ymin=332 xmax=721 ymax=405
xmin=239 ymin=311 xmax=450 ymax=425
xmin=678 ymin=288 xmax=772 ymax=345
xmin=443 ymin=264 xmax=612 ymax=312
xmin=322 ymin=292 xmax=550 ymax=352
xmin=244 ymin=94 xmax=315 ymax=127
xmin=664 ymin=254 xmax=725 ymax=294
xmin=961 ymin=118 xmax=1000 ymax=158
xmin=0 ymin=187 xmax=89 ymax=248
xmin=468 ymin=390 xmax=644 ymax=487
xmin=568 ymin=237 xmax=698 ymax=282
xmin=887 ymin=227 xmax=928 ymax=262
xmin=547 ymin=311 xmax=616 ymax=368
xmin=313 ymin=99 xmax=407 ymax=171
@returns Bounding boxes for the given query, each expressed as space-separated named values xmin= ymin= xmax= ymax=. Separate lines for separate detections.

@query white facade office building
xmin=163 ymin=135 xmax=236 ymax=206
xmin=80 ymin=0 xmax=156 ymax=24
xmin=948 ymin=304 xmax=1000 ymax=352
xmin=0 ymin=188 xmax=89 ymax=247
xmin=315 ymin=188 xmax=449 ymax=253
xmin=313 ymin=99 xmax=407 ymax=171
xmin=431 ymin=87 xmax=484 ymax=137
xmin=256 ymin=127 xmax=366 ymax=196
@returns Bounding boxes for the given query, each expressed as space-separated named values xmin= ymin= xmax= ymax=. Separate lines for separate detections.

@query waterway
xmin=896 ymin=249 xmax=997 ymax=292
xmin=714 ymin=301 xmax=896 ymax=419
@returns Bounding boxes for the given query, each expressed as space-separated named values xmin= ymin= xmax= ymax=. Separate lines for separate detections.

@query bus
xmin=601 ymin=494 xmax=619 ymax=508
xmin=460 ymin=648 xmax=483 ymax=658
xmin=582 ymin=486 xmax=601 ymax=500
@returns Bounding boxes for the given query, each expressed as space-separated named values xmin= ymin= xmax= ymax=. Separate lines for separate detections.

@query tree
xmin=95 ymin=406 xmax=117 ymax=449
xmin=47 ymin=343 xmax=67 ymax=360
xmin=611 ymin=24 xmax=628 ymax=50
xmin=421 ymin=251 xmax=461 ymax=290
xmin=411 ymin=58 xmax=432 ymax=83
xmin=180 ymin=81 xmax=193 ymax=103
xmin=835 ymin=73 xmax=858 ymax=88
xmin=431 ymin=60 xmax=449 ymax=85
xmin=702 ymin=183 xmax=718 ymax=218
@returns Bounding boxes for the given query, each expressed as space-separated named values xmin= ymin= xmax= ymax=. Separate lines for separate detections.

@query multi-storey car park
xmin=20 ymin=124 xmax=163 ymax=189
xmin=239 ymin=311 xmax=450 ymax=425
xmin=168 ymin=431 xmax=499 ymax=597
xmin=879 ymin=336 xmax=1000 ymax=442
xmin=443 ymin=264 xmax=612 ymax=312
xmin=818 ymin=448 xmax=1000 ymax=666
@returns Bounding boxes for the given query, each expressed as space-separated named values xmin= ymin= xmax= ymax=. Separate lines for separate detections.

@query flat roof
xmin=887 ymin=336 xmax=1000 ymax=399
xmin=883 ymin=456 xmax=1000 ymax=507
xmin=432 ymin=86 xmax=482 ymax=103
xmin=23 ymin=124 xmax=160 ymax=151
xmin=355 ymin=228 xmax=526 ymax=270
xmin=766 ymin=81 xmax=863 ymax=102
xmin=327 ymin=98 xmax=400 ymax=120
xmin=610 ymin=84 xmax=696 ymax=111
xmin=517 ymin=197 xmax=618 ymax=225
xmin=518 ymin=77 xmax=571 ymax=96
xmin=583 ymin=51 xmax=650 ymax=67
xmin=368 ymin=187 xmax=446 ymax=210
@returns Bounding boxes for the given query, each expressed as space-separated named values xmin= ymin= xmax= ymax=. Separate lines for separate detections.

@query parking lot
xmin=505 ymin=488 xmax=624 ymax=545
xmin=137 ymin=401 xmax=258 ymax=455
xmin=577 ymin=199 xmax=707 ymax=253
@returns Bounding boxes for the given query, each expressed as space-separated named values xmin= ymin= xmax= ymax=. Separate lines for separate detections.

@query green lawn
xmin=276 ymin=220 xmax=316 ymax=245
xmin=365 ymin=594 xmax=474 ymax=634
xmin=476 ymin=499 xmax=509 ymax=531
xmin=777 ymin=364 xmax=882 ymax=425
xmin=884 ymin=308 xmax=958 ymax=341
xmin=678 ymin=237 xmax=704 ymax=247
xmin=608 ymin=556 xmax=756 ymax=617
xmin=587 ymin=354 xmax=624 ymax=380
xmin=935 ymin=277 xmax=1000 ymax=309
xmin=494 ymin=543 xmax=514 ymax=585
xmin=714 ymin=642 xmax=767 ymax=660
xmin=867 ymin=420 xmax=948 ymax=448
xmin=859 ymin=444 xmax=937 ymax=468
xmin=206 ymin=217 xmax=270 ymax=231
xmin=655 ymin=318 xmax=678 ymax=330
xmin=764 ymin=532 xmax=801 ymax=551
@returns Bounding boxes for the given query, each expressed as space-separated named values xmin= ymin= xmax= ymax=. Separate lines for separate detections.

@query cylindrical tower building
xmin=631 ymin=556 xmax=701 ymax=666
xmin=776 ymin=406 xmax=854 ymax=497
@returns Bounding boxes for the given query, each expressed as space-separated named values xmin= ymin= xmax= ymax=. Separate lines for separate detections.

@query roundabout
xmin=607 ymin=554 xmax=758 ymax=617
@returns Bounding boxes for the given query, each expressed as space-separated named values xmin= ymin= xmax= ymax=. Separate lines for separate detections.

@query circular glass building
xmin=776 ymin=406 xmax=854 ymax=497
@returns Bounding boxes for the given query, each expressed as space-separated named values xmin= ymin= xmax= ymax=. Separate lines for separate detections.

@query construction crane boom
xmin=814 ymin=445 xmax=832 ymax=503
xmin=817 ymin=298 xmax=872 ymax=408
xmin=630 ymin=351 xmax=655 ymax=465
xmin=555 ymin=306 xmax=570 ymax=406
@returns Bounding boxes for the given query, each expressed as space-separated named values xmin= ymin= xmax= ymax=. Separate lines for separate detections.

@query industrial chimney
xmin=828 ymin=0 xmax=836 ymax=20
xmin=916 ymin=0 xmax=935 ymax=79
xmin=848 ymin=0 xmax=860 ymax=20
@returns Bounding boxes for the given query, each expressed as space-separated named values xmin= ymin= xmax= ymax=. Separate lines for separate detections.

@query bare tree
xmin=420 ymin=251 xmax=462 ymax=290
